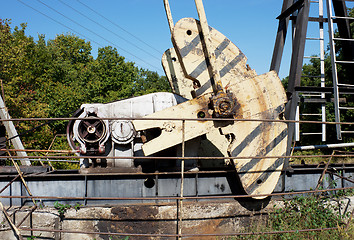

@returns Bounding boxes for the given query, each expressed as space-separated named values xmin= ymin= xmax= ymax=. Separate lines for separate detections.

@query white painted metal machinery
xmin=66 ymin=0 xmax=288 ymax=199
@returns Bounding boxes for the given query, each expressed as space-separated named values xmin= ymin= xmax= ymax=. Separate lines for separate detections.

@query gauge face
xmin=78 ymin=117 xmax=106 ymax=143
xmin=112 ymin=121 xmax=135 ymax=144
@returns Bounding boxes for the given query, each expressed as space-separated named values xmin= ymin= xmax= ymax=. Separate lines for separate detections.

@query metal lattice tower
xmin=294 ymin=0 xmax=327 ymax=142
xmin=271 ymin=0 xmax=354 ymax=145
xmin=327 ymin=0 xmax=354 ymax=139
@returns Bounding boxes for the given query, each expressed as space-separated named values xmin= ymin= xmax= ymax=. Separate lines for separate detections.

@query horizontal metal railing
xmin=0 ymin=115 xmax=353 ymax=239
xmin=0 ymin=186 xmax=352 ymax=238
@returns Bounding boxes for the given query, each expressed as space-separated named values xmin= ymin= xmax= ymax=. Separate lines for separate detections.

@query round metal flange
xmin=111 ymin=120 xmax=136 ymax=144
xmin=77 ymin=117 xmax=107 ymax=143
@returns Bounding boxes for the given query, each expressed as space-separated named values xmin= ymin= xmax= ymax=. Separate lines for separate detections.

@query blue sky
xmin=0 ymin=0 xmax=340 ymax=79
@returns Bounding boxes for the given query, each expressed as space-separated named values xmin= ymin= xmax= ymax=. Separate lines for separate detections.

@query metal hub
xmin=78 ymin=117 xmax=106 ymax=143
xmin=210 ymin=91 xmax=236 ymax=118
xmin=112 ymin=120 xmax=136 ymax=144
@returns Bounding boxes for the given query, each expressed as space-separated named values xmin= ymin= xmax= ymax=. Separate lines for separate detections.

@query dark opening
xmin=144 ymin=177 xmax=155 ymax=188
xmin=186 ymin=30 xmax=192 ymax=35
xmin=197 ymin=111 xmax=206 ymax=118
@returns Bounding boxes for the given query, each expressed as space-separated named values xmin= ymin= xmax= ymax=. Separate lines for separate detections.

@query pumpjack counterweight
xmin=66 ymin=0 xmax=289 ymax=199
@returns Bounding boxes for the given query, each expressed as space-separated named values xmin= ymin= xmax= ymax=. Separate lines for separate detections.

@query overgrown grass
xmin=291 ymin=149 xmax=353 ymax=165
xmin=224 ymin=192 xmax=354 ymax=240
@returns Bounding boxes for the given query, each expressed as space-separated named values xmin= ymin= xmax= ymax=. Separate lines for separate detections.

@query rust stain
xmin=233 ymin=95 xmax=244 ymax=119
xmin=111 ymin=205 xmax=158 ymax=220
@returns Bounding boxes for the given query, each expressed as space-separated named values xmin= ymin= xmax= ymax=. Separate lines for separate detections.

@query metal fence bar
xmin=178 ymin=119 xmax=185 ymax=239
xmin=5 ymin=149 xmax=36 ymax=206
xmin=0 ymin=165 xmax=351 ymax=238
xmin=0 ymin=154 xmax=353 ymax=160
xmin=0 ymin=149 xmax=79 ymax=154
xmin=315 ymin=151 xmax=334 ymax=190
xmin=0 ymin=95 xmax=352 ymax=239
xmin=17 ymin=226 xmax=341 ymax=238
xmin=15 ymin=205 xmax=37 ymax=228
xmin=1 ymin=116 xmax=353 ymax=125
xmin=0 ymin=201 xmax=22 ymax=239
xmin=0 ymin=175 xmax=20 ymax=194
xmin=1 ymin=166 xmax=347 ymax=176
xmin=1 ymin=187 xmax=353 ymax=201
xmin=329 ymin=171 xmax=354 ymax=184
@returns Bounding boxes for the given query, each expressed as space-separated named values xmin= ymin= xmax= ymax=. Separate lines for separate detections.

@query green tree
xmin=0 ymin=19 xmax=50 ymax=148
xmin=0 ymin=20 xmax=171 ymax=155
xmin=89 ymin=46 xmax=137 ymax=103
xmin=133 ymin=69 xmax=171 ymax=96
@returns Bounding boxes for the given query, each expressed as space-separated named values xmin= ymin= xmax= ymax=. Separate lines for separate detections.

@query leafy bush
xmin=237 ymin=194 xmax=353 ymax=240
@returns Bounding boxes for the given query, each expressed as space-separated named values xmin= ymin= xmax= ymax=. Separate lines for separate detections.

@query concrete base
xmin=1 ymin=197 xmax=353 ymax=240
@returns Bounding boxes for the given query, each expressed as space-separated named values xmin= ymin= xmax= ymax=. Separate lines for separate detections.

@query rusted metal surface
xmin=15 ymin=205 xmax=37 ymax=228
xmin=1 ymin=186 xmax=353 ymax=201
xmin=0 ymin=163 xmax=353 ymax=207
xmin=2 ymin=163 xmax=352 ymax=176
xmin=0 ymin=201 xmax=22 ymax=239
xmin=0 ymin=116 xmax=353 ymax=126
xmin=6 ymin=149 xmax=37 ymax=205
xmin=330 ymin=171 xmax=354 ymax=184
xmin=178 ymin=119 xmax=186 ymax=238
xmin=0 ymin=164 xmax=353 ymax=239
xmin=152 ymin=0 xmax=289 ymax=199
xmin=0 ymin=153 xmax=354 ymax=160
xmin=315 ymin=151 xmax=334 ymax=190
xmin=15 ymin=226 xmax=342 ymax=238
xmin=3 ymin=145 xmax=354 ymax=157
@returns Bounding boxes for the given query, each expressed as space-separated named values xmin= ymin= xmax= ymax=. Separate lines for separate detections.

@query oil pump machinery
xmin=67 ymin=0 xmax=288 ymax=199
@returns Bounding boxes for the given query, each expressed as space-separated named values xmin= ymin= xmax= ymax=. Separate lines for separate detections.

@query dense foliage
xmin=0 ymin=19 xmax=170 ymax=151
xmin=240 ymin=194 xmax=353 ymax=240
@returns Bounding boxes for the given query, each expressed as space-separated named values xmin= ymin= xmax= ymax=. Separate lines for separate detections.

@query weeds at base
xmin=223 ymin=192 xmax=354 ymax=240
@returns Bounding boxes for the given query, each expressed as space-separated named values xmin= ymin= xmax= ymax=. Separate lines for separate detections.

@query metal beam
xmin=270 ymin=0 xmax=293 ymax=74
xmin=277 ymin=0 xmax=305 ymax=20
xmin=163 ymin=0 xmax=174 ymax=34
xmin=294 ymin=142 xmax=354 ymax=150
xmin=0 ymin=96 xmax=30 ymax=166
xmin=287 ymin=0 xmax=310 ymax=93
xmin=284 ymin=0 xmax=310 ymax=161
xmin=194 ymin=0 xmax=222 ymax=93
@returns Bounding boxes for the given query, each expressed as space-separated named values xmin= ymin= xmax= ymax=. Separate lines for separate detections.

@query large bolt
xmin=211 ymin=91 xmax=236 ymax=118
xmin=219 ymin=101 xmax=231 ymax=112
xmin=87 ymin=126 xmax=96 ymax=134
